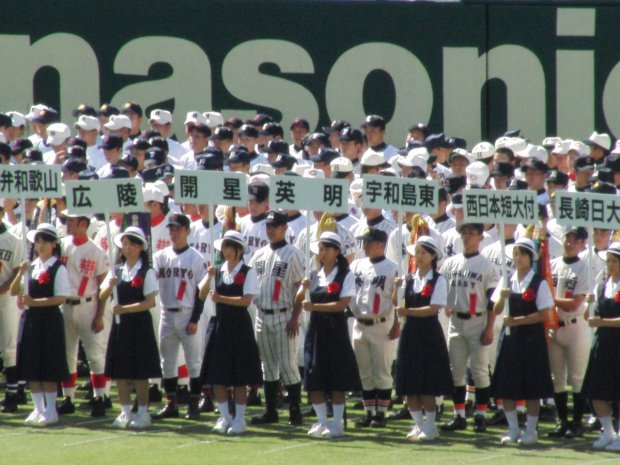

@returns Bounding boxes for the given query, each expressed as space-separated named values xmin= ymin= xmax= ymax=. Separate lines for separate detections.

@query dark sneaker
xmin=547 ymin=422 xmax=569 ymax=437
xmin=251 ymin=409 xmax=279 ymax=424
xmin=355 ymin=411 xmax=373 ymax=428
xmin=177 ymin=386 xmax=191 ymax=405
xmin=370 ymin=412 xmax=387 ymax=428
xmin=152 ymin=401 xmax=179 ymax=419
xmin=15 ymin=390 xmax=27 ymax=405
xmin=517 ymin=411 xmax=526 ymax=428
xmin=565 ymin=421 xmax=584 ymax=439
xmin=185 ymin=399 xmax=200 ymax=420
xmin=388 ymin=407 xmax=411 ymax=421
xmin=1 ymin=394 xmax=18 ymax=413
xmin=104 ymin=395 xmax=112 ymax=409
xmin=90 ymin=396 xmax=106 ymax=417
xmin=473 ymin=414 xmax=487 ymax=433
xmin=148 ymin=385 xmax=162 ymax=403
xmin=487 ymin=411 xmax=507 ymax=426
xmin=288 ymin=406 xmax=303 ymax=426
xmin=199 ymin=396 xmax=214 ymax=413
xmin=441 ymin=415 xmax=467 ymax=431
xmin=247 ymin=390 xmax=262 ymax=407
xmin=56 ymin=396 xmax=76 ymax=415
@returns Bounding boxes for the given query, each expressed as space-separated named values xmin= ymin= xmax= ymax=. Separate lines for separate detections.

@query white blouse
xmin=491 ymin=268 xmax=554 ymax=311
xmin=400 ymin=269 xmax=447 ymax=307
xmin=31 ymin=256 xmax=70 ymax=297
xmin=101 ymin=259 xmax=158 ymax=296
xmin=315 ymin=266 xmax=356 ymax=298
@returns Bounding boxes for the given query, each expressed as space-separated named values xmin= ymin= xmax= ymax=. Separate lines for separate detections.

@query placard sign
xmin=65 ymin=179 xmax=145 ymax=214
xmin=174 ymin=169 xmax=247 ymax=207
xmin=269 ymin=176 xmax=349 ymax=213
xmin=463 ymin=189 xmax=537 ymax=224
xmin=362 ymin=175 xmax=439 ymax=214
xmin=0 ymin=165 xmax=62 ymax=199
xmin=555 ymin=191 xmax=620 ymax=230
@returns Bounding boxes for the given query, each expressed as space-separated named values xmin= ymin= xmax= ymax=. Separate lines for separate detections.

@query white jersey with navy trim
xmin=550 ymin=256 xmax=589 ymax=318
xmin=286 ymin=213 xmax=308 ymax=246
xmin=189 ymin=219 xmax=223 ymax=267
xmin=239 ymin=215 xmax=294 ymax=262
xmin=294 ymin=220 xmax=358 ymax=261
xmin=386 ymin=223 xmax=444 ymax=266
xmin=442 ymin=226 xmax=495 ymax=259
xmin=154 ymin=245 xmax=207 ymax=309
xmin=350 ymin=256 xmax=398 ymax=319
xmin=425 ymin=214 xmax=456 ymax=235
xmin=350 ymin=216 xmax=397 ymax=259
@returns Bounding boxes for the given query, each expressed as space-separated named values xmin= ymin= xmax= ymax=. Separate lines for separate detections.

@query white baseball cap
xmin=516 ymin=144 xmax=549 ymax=163
xmin=143 ymin=183 xmax=164 ymax=203
xmin=249 ymin=163 xmax=275 ymax=177
xmin=46 ymin=123 xmax=71 ymax=146
xmin=471 ymin=141 xmax=495 ymax=160
xmin=303 ymin=167 xmax=325 ymax=179
xmin=203 ymin=111 xmax=224 ymax=128
xmin=589 ymin=131 xmax=612 ymax=150
xmin=330 ymin=157 xmax=353 ymax=176
xmin=405 ymin=235 xmax=442 ymax=261
xmin=25 ymin=104 xmax=49 ymax=121
xmin=568 ymin=140 xmax=591 ymax=157
xmin=149 ymin=109 xmax=172 ymax=125
xmin=350 ymin=177 xmax=363 ymax=196
xmin=184 ymin=111 xmax=208 ymax=126
xmin=495 ymin=136 xmax=527 ymax=153
xmin=74 ymin=115 xmax=101 ymax=132
xmin=7 ymin=111 xmax=25 ymax=127
xmin=310 ymin=231 xmax=343 ymax=255
xmin=466 ymin=161 xmax=489 ymax=187
xmin=214 ymin=230 xmax=248 ymax=253
xmin=104 ymin=114 xmax=132 ymax=131
xmin=449 ymin=148 xmax=473 ymax=164
xmin=552 ymin=139 xmax=572 ymax=155
xmin=361 ymin=150 xmax=388 ymax=167
xmin=542 ymin=136 xmax=562 ymax=147
xmin=113 ymin=226 xmax=149 ymax=251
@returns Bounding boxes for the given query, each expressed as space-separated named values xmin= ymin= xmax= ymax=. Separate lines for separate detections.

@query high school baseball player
xmin=57 ymin=211 xmax=110 ymax=417
xmin=152 ymin=214 xmax=207 ymax=420
xmin=350 ymin=207 xmax=397 ymax=260
xmin=0 ymin=200 xmax=24 ymax=414
xmin=349 ymin=228 xmax=398 ymax=428
xmin=248 ymin=210 xmax=305 ymax=426
xmin=439 ymin=222 xmax=499 ymax=433
xmin=547 ymin=226 xmax=591 ymax=439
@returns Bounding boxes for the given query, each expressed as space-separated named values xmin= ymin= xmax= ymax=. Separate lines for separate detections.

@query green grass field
xmin=1 ymin=391 xmax=618 ymax=465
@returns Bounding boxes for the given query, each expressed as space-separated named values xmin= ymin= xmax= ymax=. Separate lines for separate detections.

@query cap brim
xmin=405 ymin=241 xmax=443 ymax=261
xmin=506 ymin=243 xmax=538 ymax=261
xmin=113 ymin=232 xmax=148 ymax=251
xmin=26 ymin=228 xmax=58 ymax=243
xmin=213 ymin=237 xmax=247 ymax=252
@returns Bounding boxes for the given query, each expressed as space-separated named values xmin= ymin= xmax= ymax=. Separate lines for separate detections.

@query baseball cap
xmin=444 ymin=174 xmax=467 ymax=194
xmin=290 ymin=117 xmax=310 ymax=131
xmin=357 ymin=227 xmax=388 ymax=243
xmin=542 ymin=136 xmax=562 ymax=148
xmin=589 ymin=131 xmax=612 ymax=151
xmin=187 ymin=122 xmax=212 ymax=138
xmin=521 ymin=158 xmax=550 ymax=174
xmin=99 ymin=104 xmax=119 ymax=117
xmin=466 ymin=161 xmax=489 ymax=187
xmin=568 ymin=141 xmax=591 ymax=157
xmin=260 ymin=123 xmax=284 ymax=138
xmin=516 ymin=144 xmax=549 ymax=163
xmin=574 ymin=155 xmax=595 ymax=172
xmin=248 ymin=181 xmax=269 ymax=202
xmin=228 ymin=149 xmax=251 ymax=166
xmin=224 ymin=117 xmax=243 ymax=129
xmin=310 ymin=231 xmax=343 ymax=254
xmin=245 ymin=113 xmax=273 ymax=127
xmin=310 ymin=148 xmax=339 ymax=164
xmin=141 ymin=165 xmax=174 ymax=183
xmin=471 ymin=142 xmax=495 ymax=161
xmin=563 ymin=226 xmax=588 ymax=240
xmin=495 ymin=136 xmax=527 ymax=153
xmin=214 ymin=126 xmax=233 ymax=141
xmin=67 ymin=145 xmax=87 ymax=159
xmin=408 ymin=123 xmax=430 ymax=138
xmin=167 ymin=213 xmax=190 ymax=229
xmin=131 ymin=138 xmax=151 ymax=151
xmin=196 ymin=148 xmax=224 ymax=171
xmin=0 ymin=113 xmax=12 ymax=128
xmin=46 ymin=123 xmax=71 ymax=146
xmin=238 ymin=124 xmax=259 ymax=139
xmin=303 ymin=168 xmax=325 ymax=179
xmin=457 ymin=222 xmax=484 ymax=234
xmin=149 ymin=109 xmax=172 ymax=125
xmin=323 ymin=120 xmax=350 ymax=134
xmin=330 ymin=157 xmax=353 ymax=178
xmin=74 ymin=115 xmax=100 ymax=132
xmin=113 ymin=226 xmax=148 ymax=251
xmin=449 ymin=149 xmax=473 ymax=164
xmin=425 ymin=133 xmax=454 ymax=151
xmin=362 ymin=115 xmax=386 ymax=130
xmin=121 ymin=102 xmax=143 ymax=117
xmin=23 ymin=149 xmax=43 ymax=164
xmin=339 ymin=127 xmax=363 ymax=144
xmin=270 ymin=154 xmax=297 ymax=170
xmin=507 ymin=179 xmax=528 ymax=191
xmin=11 ymin=138 xmax=32 ymax=155
xmin=78 ymin=168 xmax=99 ymax=180
xmin=100 ymin=166 xmax=130 ymax=180
xmin=7 ymin=111 xmax=25 ymax=128
xmin=266 ymin=209 xmax=288 ymax=227
xmin=489 ymin=161 xmax=514 ymax=178
xmin=104 ymin=114 xmax=132 ymax=131
xmin=143 ymin=183 xmax=165 ymax=203
xmin=144 ymin=147 xmax=165 ymax=166
xmin=61 ymin=158 xmax=87 ymax=174
xmin=32 ymin=108 xmax=59 ymax=125
xmin=184 ymin=111 xmax=207 ymax=126
xmin=72 ymin=104 xmax=97 ymax=118
xmin=214 ymin=230 xmax=247 ymax=252
xmin=405 ymin=235 xmax=442 ymax=261
xmin=506 ymin=238 xmax=539 ymax=261
xmin=98 ymin=135 xmax=124 ymax=150
xmin=306 ymin=132 xmax=329 ymax=146
xmin=25 ymin=104 xmax=48 ymax=121
xmin=361 ymin=150 xmax=388 ymax=167
xmin=552 ymin=140 xmax=572 ymax=155
xmin=120 ymin=153 xmax=139 ymax=171
xmin=204 ymin=111 xmax=224 ymax=128
xmin=266 ymin=140 xmax=289 ymax=156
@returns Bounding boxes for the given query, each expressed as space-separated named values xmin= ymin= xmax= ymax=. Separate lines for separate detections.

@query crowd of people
xmin=0 ymin=101 xmax=619 ymax=450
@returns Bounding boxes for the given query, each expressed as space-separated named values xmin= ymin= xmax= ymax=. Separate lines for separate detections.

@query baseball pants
xmin=0 ymin=294 xmax=19 ymax=366
xmin=62 ymin=300 xmax=106 ymax=374
xmin=547 ymin=316 xmax=591 ymax=393
xmin=159 ymin=307 xmax=202 ymax=379
xmin=352 ymin=318 xmax=396 ymax=390
xmin=256 ymin=310 xmax=300 ymax=385
xmin=448 ymin=314 xmax=492 ymax=388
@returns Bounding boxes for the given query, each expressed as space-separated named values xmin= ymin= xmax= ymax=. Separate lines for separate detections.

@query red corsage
xmin=522 ymin=289 xmax=536 ymax=302
xmin=327 ymin=281 xmax=341 ymax=295
xmin=38 ymin=272 xmax=51 ymax=285
xmin=614 ymin=291 xmax=620 ymax=303
xmin=131 ymin=275 xmax=144 ymax=289
xmin=420 ymin=284 xmax=433 ymax=297
xmin=234 ymin=272 xmax=245 ymax=285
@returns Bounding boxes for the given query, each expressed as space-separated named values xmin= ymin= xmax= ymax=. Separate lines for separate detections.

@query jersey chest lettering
xmin=0 ymin=249 xmax=14 ymax=262
xmin=247 ymin=236 xmax=268 ymax=249
xmin=157 ymin=267 xmax=194 ymax=280
xmin=354 ymin=271 xmax=387 ymax=290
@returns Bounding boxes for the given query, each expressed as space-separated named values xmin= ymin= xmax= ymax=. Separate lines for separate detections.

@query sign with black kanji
xmin=462 ymin=189 xmax=537 ymax=225
xmin=65 ymin=179 xmax=145 ymax=214
xmin=0 ymin=165 xmax=61 ymax=199
xmin=174 ymin=169 xmax=247 ymax=206
xmin=269 ymin=176 xmax=349 ymax=213
xmin=362 ymin=175 xmax=439 ymax=214
xmin=555 ymin=191 xmax=620 ymax=230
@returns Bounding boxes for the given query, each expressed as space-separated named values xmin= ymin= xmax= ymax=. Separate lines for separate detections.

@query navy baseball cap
xmin=339 ymin=127 xmax=363 ymax=144
xmin=196 ymin=148 xmax=224 ymax=170
xmin=67 ymin=145 xmax=86 ymax=160
xmin=72 ymin=104 xmax=97 ymax=118
xmin=310 ymin=148 xmax=339 ymax=164
xmin=323 ymin=120 xmax=350 ymax=134
xmin=248 ymin=181 xmax=269 ymax=202
xmin=0 ymin=113 xmax=13 ymax=127
xmin=266 ymin=209 xmax=288 ymax=227
xmin=267 ymin=140 xmax=289 ymax=155
xmin=306 ymin=132 xmax=329 ymax=146
xmin=245 ymin=113 xmax=273 ymax=127
xmin=408 ymin=123 xmax=430 ymax=138
xmin=101 ymin=166 xmax=130 ymax=180
xmin=357 ymin=228 xmax=388 ymax=243
xmin=270 ymin=154 xmax=297 ymax=170
xmin=167 ymin=213 xmax=190 ymax=229
xmin=11 ymin=138 xmax=32 ymax=154
xmin=520 ymin=158 xmax=550 ymax=173
xmin=98 ymin=103 xmax=119 ymax=117
xmin=290 ymin=117 xmax=310 ymax=131
xmin=144 ymin=147 xmax=166 ymax=166
xmin=32 ymin=108 xmax=59 ymax=125
xmin=546 ymin=169 xmax=569 ymax=186
xmin=227 ymin=149 xmax=251 ymax=165
xmin=98 ymin=135 xmax=123 ymax=150
xmin=23 ymin=149 xmax=43 ymax=164
xmin=425 ymin=133 xmax=454 ymax=151
xmin=187 ymin=122 xmax=212 ymax=138
xmin=78 ymin=168 xmax=99 ymax=180
xmin=224 ymin=117 xmax=243 ymax=129
xmin=489 ymin=161 xmax=515 ymax=178
xmin=131 ymin=138 xmax=151 ymax=151
xmin=362 ymin=114 xmax=386 ymax=130
xmin=238 ymin=124 xmax=259 ymax=138
xmin=120 ymin=153 xmax=139 ymax=171
xmin=61 ymin=158 xmax=87 ymax=174
xmin=260 ymin=123 xmax=284 ymax=138
xmin=563 ymin=226 xmax=588 ymax=240
xmin=121 ymin=102 xmax=143 ymax=117
xmin=214 ymin=126 xmax=233 ymax=140
xmin=141 ymin=165 xmax=174 ymax=183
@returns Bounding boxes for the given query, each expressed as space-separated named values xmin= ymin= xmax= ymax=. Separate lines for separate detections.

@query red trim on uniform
xmin=177 ymin=280 xmax=187 ymax=300
xmin=516 ymin=400 xmax=526 ymax=407
xmin=273 ymin=279 xmax=282 ymax=302
xmin=178 ymin=365 xmax=189 ymax=379
xmin=72 ymin=235 xmax=88 ymax=246
xmin=91 ymin=373 xmax=107 ymax=389
xmin=469 ymin=293 xmax=477 ymax=316
xmin=497 ymin=399 xmax=504 ymax=408
xmin=114 ymin=218 xmax=122 ymax=227
xmin=372 ymin=294 xmax=381 ymax=315
xmin=190 ymin=214 xmax=201 ymax=221
xmin=78 ymin=276 xmax=89 ymax=297
xmin=151 ymin=213 xmax=165 ymax=227
xmin=62 ymin=372 xmax=78 ymax=388
xmin=453 ymin=403 xmax=465 ymax=411
xmin=476 ymin=404 xmax=488 ymax=412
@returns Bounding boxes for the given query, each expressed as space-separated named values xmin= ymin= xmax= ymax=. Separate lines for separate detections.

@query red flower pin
xmin=614 ymin=291 xmax=620 ymax=303
xmin=522 ymin=289 xmax=536 ymax=302
xmin=420 ymin=284 xmax=433 ymax=297
xmin=131 ymin=275 xmax=144 ymax=289
xmin=234 ymin=272 xmax=245 ymax=285
xmin=327 ymin=281 xmax=341 ymax=295
xmin=38 ymin=272 xmax=51 ymax=285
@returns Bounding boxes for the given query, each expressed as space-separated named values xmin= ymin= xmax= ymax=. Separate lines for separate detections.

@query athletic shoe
xmin=487 ymin=411 xmax=508 ymax=426
xmin=212 ymin=416 xmax=230 ymax=434
xmin=547 ymin=421 xmax=569 ymax=437
xmin=176 ymin=386 xmax=191 ymax=405
xmin=152 ymin=401 xmax=179 ymax=419
xmin=185 ymin=399 xmax=200 ymax=420
xmin=500 ymin=429 xmax=521 ymax=445
xmin=251 ymin=409 xmax=279 ymax=424
xmin=418 ymin=424 xmax=439 ymax=441
xmin=441 ymin=415 xmax=467 ymax=431
xmin=25 ymin=410 xmax=42 ymax=424
xmin=128 ymin=412 xmax=151 ymax=429
xmin=517 ymin=411 xmax=526 ymax=428
xmin=307 ymin=422 xmax=327 ymax=438
xmin=473 ymin=414 xmax=487 ymax=433
xmin=56 ymin=396 xmax=75 ymax=415
xmin=288 ymin=406 xmax=303 ymax=426
xmin=15 ymin=389 xmax=27 ymax=405
xmin=1 ymin=394 xmax=18 ymax=413
xmin=112 ymin=412 xmax=133 ymax=429
xmin=388 ymin=407 xmax=410 ymax=420
xmin=370 ymin=412 xmax=387 ymax=428
xmin=593 ymin=431 xmax=616 ymax=449
xmin=227 ymin=418 xmax=247 ymax=434
xmin=103 ymin=395 xmax=112 ymax=409
xmin=90 ymin=396 xmax=106 ymax=417
xmin=588 ymin=416 xmax=602 ymax=432
xmin=44 ymin=409 xmax=59 ymax=425
xmin=199 ymin=396 xmax=214 ymax=413
xmin=605 ymin=437 xmax=620 ymax=451
xmin=518 ymin=430 xmax=538 ymax=446
xmin=322 ymin=420 xmax=345 ymax=438
xmin=406 ymin=425 xmax=422 ymax=441
xmin=564 ymin=421 xmax=584 ymax=439
xmin=355 ymin=411 xmax=373 ymax=428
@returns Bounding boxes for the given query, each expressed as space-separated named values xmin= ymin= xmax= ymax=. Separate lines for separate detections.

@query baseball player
xmin=439 ymin=222 xmax=499 ymax=433
xmin=349 ymin=228 xmax=398 ymax=428
xmin=57 ymin=211 xmax=110 ymax=417
xmin=248 ymin=210 xmax=305 ymax=426
xmin=350 ymin=207 xmax=397 ymax=260
xmin=152 ymin=214 xmax=207 ymax=420
xmin=0 ymin=201 xmax=23 ymax=414
xmin=547 ymin=226 xmax=591 ymax=439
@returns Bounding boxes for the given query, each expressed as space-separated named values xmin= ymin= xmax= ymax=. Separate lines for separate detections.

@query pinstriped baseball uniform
xmin=0 ymin=228 xmax=23 ymax=368
xmin=240 ymin=215 xmax=295 ymax=263
xmin=249 ymin=241 xmax=304 ymax=385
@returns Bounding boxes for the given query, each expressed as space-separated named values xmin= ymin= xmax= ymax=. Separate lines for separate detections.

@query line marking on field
xmin=263 ymin=441 xmax=318 ymax=453
xmin=464 ymin=454 xmax=505 ymax=463
xmin=174 ymin=436 xmax=241 ymax=449
xmin=0 ymin=417 xmax=110 ymax=439
xmin=63 ymin=435 xmax=117 ymax=447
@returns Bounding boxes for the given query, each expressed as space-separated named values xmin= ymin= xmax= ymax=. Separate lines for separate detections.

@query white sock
xmin=235 ymin=403 xmax=246 ymax=421
xmin=63 ymin=387 xmax=76 ymax=400
xmin=516 ymin=403 xmax=526 ymax=413
xmin=525 ymin=415 xmax=538 ymax=434
xmin=138 ymin=405 xmax=148 ymax=416
xmin=32 ymin=392 xmax=46 ymax=413
xmin=313 ymin=402 xmax=327 ymax=425
xmin=333 ymin=403 xmax=345 ymax=424
xmin=426 ymin=410 xmax=436 ymax=428
xmin=218 ymin=402 xmax=230 ymax=421
xmin=104 ymin=380 xmax=112 ymax=397
xmin=43 ymin=391 xmax=57 ymax=410
xmin=455 ymin=408 xmax=465 ymax=417
xmin=150 ymin=378 xmax=161 ymax=388
xmin=121 ymin=404 xmax=131 ymax=415
xmin=410 ymin=409 xmax=424 ymax=427
xmin=504 ymin=409 xmax=518 ymax=431
xmin=94 ymin=387 xmax=106 ymax=398
xmin=600 ymin=416 xmax=614 ymax=435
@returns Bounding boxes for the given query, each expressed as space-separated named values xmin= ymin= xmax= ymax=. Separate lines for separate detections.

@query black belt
xmin=260 ymin=308 xmax=287 ymax=315
xmin=66 ymin=296 xmax=94 ymax=305
xmin=455 ymin=312 xmax=483 ymax=320
xmin=166 ymin=307 xmax=181 ymax=312
xmin=356 ymin=316 xmax=387 ymax=326
xmin=558 ymin=317 xmax=578 ymax=327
